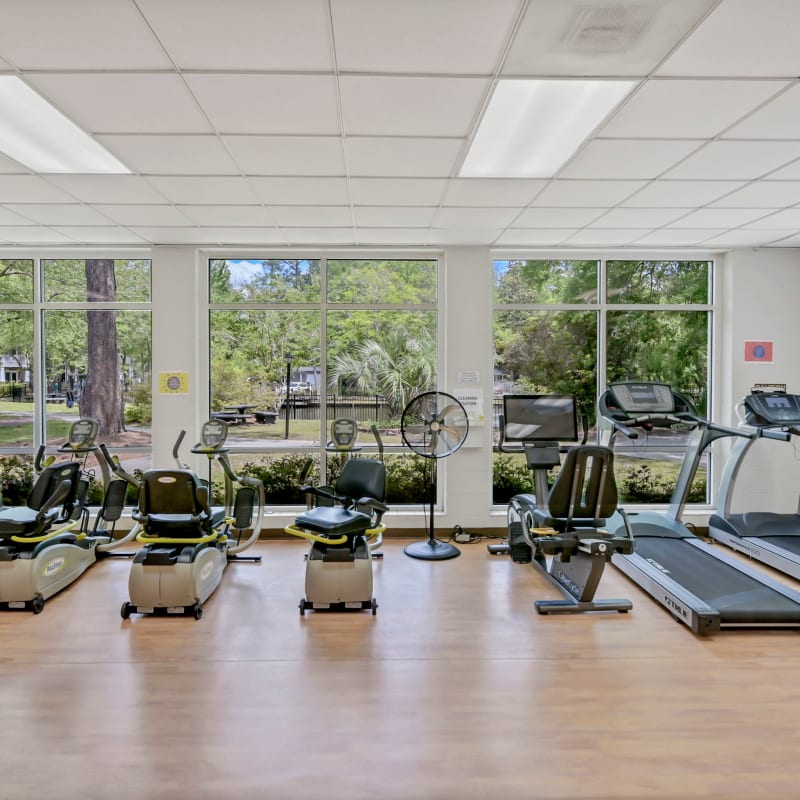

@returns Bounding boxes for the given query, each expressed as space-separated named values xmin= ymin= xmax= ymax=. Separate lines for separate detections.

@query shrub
xmin=617 ymin=463 xmax=706 ymax=504
xmin=0 ymin=454 xmax=34 ymax=505
xmin=492 ymin=454 xmax=534 ymax=504
xmin=125 ymin=382 xmax=152 ymax=424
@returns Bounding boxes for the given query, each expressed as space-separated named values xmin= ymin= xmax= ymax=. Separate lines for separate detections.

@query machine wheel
xmin=299 ymin=598 xmax=307 ymax=615
xmin=31 ymin=595 xmax=44 ymax=614
xmin=371 ymin=598 xmax=378 ymax=615
xmin=192 ymin=603 xmax=203 ymax=620
xmin=120 ymin=602 xmax=132 ymax=620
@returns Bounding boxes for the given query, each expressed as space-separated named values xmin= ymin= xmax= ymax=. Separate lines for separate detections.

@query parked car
xmin=289 ymin=381 xmax=312 ymax=394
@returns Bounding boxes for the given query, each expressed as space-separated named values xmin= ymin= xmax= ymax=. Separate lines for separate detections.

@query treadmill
xmin=598 ymin=381 xmax=800 ymax=635
xmin=709 ymin=389 xmax=800 ymax=580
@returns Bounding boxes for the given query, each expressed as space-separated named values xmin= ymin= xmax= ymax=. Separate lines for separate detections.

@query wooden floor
xmin=2 ymin=538 xmax=800 ymax=799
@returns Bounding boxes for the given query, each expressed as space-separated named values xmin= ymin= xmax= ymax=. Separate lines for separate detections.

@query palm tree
xmin=329 ymin=327 xmax=435 ymax=418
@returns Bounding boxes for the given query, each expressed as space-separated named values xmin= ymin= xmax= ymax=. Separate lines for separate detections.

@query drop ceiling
xmin=0 ymin=0 xmax=800 ymax=250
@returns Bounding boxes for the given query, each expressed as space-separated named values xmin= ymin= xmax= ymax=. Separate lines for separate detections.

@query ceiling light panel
xmin=658 ymin=0 xmax=800 ymax=77
xmin=0 ymin=77 xmax=130 ymax=173
xmin=601 ymin=79 xmax=788 ymax=138
xmin=137 ymin=0 xmax=333 ymax=71
xmin=460 ymin=80 xmax=637 ymax=178
xmin=340 ymin=76 xmax=488 ymax=137
xmin=503 ymin=0 xmax=718 ymax=76
xmin=332 ymin=0 xmax=520 ymax=73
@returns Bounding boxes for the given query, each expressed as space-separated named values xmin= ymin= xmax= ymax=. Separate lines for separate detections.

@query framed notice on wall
xmin=158 ymin=371 xmax=189 ymax=394
xmin=744 ymin=341 xmax=773 ymax=363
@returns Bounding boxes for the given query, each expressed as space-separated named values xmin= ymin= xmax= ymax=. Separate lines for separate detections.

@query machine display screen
xmin=745 ymin=392 xmax=800 ymax=425
xmin=609 ymin=382 xmax=674 ymax=414
xmin=503 ymin=395 xmax=578 ymax=442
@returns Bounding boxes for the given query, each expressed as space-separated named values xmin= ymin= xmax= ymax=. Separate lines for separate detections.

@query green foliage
xmin=0 ymin=454 xmax=34 ymax=505
xmin=125 ymin=382 xmax=152 ymax=424
xmin=617 ymin=463 xmax=706 ymax=504
xmin=238 ymin=453 xmax=316 ymax=505
xmin=492 ymin=454 xmax=535 ymax=504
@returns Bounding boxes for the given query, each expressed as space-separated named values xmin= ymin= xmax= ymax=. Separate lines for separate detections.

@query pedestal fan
xmin=400 ymin=391 xmax=469 ymax=560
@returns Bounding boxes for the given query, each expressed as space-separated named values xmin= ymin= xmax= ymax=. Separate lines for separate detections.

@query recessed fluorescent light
xmin=0 ymin=76 xmax=129 ymax=173
xmin=459 ymin=79 xmax=636 ymax=178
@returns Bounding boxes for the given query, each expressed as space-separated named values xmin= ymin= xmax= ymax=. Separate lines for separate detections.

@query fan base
xmin=404 ymin=539 xmax=461 ymax=561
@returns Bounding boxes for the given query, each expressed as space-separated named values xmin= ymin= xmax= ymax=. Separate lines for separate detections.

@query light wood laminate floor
xmin=1 ymin=538 xmax=799 ymax=799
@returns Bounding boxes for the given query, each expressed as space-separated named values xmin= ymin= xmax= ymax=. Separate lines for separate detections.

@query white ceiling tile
xmin=670 ymin=208 xmax=770 ymax=228
xmin=356 ymin=228 xmax=433 ymax=245
xmin=664 ymin=141 xmax=800 ymax=179
xmin=145 ymin=177 xmax=258 ymax=205
xmin=533 ymin=180 xmax=646 ymax=207
xmin=271 ymin=206 xmax=353 ymax=227
xmin=332 ymin=0 xmax=519 ymax=74
xmin=765 ymin=160 xmax=800 ymax=180
xmin=621 ymin=180 xmax=745 ymax=207
xmin=0 ymin=207 xmax=33 ymax=225
xmin=3 ymin=204 xmax=114 ymax=225
xmin=51 ymin=226 xmax=146 ymax=244
xmin=346 ymin=138 xmax=463 ymax=178
xmin=602 ymin=79 xmax=788 ymax=138
xmin=211 ymin=228 xmax=291 ymax=245
xmin=708 ymin=181 xmax=800 ymax=208
xmin=28 ymin=74 xmax=213 ymax=134
xmin=566 ymin=228 xmax=650 ymax=245
xmin=0 ymin=152 xmax=30 ymax=174
xmin=0 ymin=0 xmax=170 ymax=69
xmin=283 ymin=228 xmax=357 ymax=245
xmin=339 ymin=76 xmax=488 ymax=137
xmin=590 ymin=208 xmax=693 ymax=228
xmin=702 ymin=229 xmax=797 ymax=247
xmin=659 ymin=0 xmax=800 ymax=77
xmin=223 ymin=136 xmax=345 ymax=176
xmin=0 ymin=176 xmax=77 ymax=203
xmin=45 ymin=175 xmax=168 ymax=204
xmin=443 ymin=179 xmax=546 ymax=207
xmin=513 ymin=207 xmax=605 ymax=227
xmin=177 ymin=205 xmax=274 ymax=227
xmin=92 ymin=205 xmax=192 ymax=227
xmin=138 ymin=0 xmax=333 ymax=70
xmin=248 ymin=177 xmax=350 ymax=206
xmin=503 ymin=0 xmax=717 ymax=76
xmin=428 ymin=228 xmax=502 ymax=245
xmin=349 ymin=178 xmax=447 ymax=205
xmin=186 ymin=75 xmax=341 ymax=135
xmin=131 ymin=226 xmax=287 ymax=245
xmin=746 ymin=209 xmax=800 ymax=229
xmin=353 ymin=207 xmax=437 ymax=227
xmin=0 ymin=226 xmax=75 ymax=244
xmin=434 ymin=207 xmax=518 ymax=228
xmin=561 ymin=139 xmax=702 ymax=180
xmin=634 ymin=228 xmax=726 ymax=245
xmin=495 ymin=229 xmax=576 ymax=246
xmin=98 ymin=135 xmax=239 ymax=176
xmin=723 ymin=84 xmax=800 ymax=139
xmin=767 ymin=232 xmax=800 ymax=246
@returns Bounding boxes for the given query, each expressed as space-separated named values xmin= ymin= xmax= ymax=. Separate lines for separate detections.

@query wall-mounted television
xmin=502 ymin=395 xmax=578 ymax=443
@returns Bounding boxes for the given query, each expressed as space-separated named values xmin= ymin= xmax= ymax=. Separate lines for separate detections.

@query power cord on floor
xmin=451 ymin=524 xmax=504 ymax=544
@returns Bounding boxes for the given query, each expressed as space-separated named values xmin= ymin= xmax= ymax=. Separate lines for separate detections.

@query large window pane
xmin=210 ymin=309 xmax=321 ymax=446
xmin=607 ymin=260 xmax=710 ymax=304
xmin=210 ymin=259 xmax=321 ymax=303
xmin=0 ymin=310 xmax=34 ymax=448
xmin=606 ymin=310 xmax=710 ymax=503
xmin=0 ymin=260 xmax=33 ymax=302
xmin=494 ymin=259 xmax=599 ymax=304
xmin=42 ymin=258 xmax=151 ymax=302
xmin=327 ymin=259 xmax=437 ymax=304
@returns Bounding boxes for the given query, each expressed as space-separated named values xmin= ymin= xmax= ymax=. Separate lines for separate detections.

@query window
xmin=209 ymin=256 xmax=438 ymax=505
xmin=493 ymin=258 xmax=712 ymax=505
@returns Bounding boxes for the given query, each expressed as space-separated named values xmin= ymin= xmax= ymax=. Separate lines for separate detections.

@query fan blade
xmin=434 ymin=403 xmax=463 ymax=424
xmin=439 ymin=424 xmax=464 ymax=445
xmin=428 ymin=429 xmax=440 ymax=453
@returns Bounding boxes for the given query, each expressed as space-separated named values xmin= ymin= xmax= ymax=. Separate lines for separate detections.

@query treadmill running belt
xmin=632 ymin=538 xmax=800 ymax=623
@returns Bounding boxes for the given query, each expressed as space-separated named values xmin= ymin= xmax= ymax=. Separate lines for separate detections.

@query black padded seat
xmin=295 ymin=506 xmax=372 ymax=536
xmin=0 ymin=507 xmax=58 ymax=536
xmin=531 ymin=445 xmax=617 ymax=533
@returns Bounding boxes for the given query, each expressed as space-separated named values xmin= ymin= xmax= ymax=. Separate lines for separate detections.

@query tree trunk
xmin=80 ymin=260 xmax=124 ymax=434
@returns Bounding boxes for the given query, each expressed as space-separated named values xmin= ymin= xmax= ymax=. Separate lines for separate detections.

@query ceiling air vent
xmin=560 ymin=4 xmax=656 ymax=54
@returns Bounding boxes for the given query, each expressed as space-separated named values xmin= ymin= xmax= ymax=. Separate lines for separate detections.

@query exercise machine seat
xmin=134 ymin=469 xmax=225 ymax=537
xmin=0 ymin=462 xmax=81 ymax=537
xmin=532 ymin=445 xmax=618 ymax=532
xmin=294 ymin=459 xmax=387 ymax=538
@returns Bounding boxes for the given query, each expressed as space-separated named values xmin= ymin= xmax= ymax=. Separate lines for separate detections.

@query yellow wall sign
xmin=158 ymin=372 xmax=189 ymax=394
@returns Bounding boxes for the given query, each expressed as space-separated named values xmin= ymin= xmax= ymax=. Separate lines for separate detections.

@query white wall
xmin=717 ymin=248 xmax=800 ymax=515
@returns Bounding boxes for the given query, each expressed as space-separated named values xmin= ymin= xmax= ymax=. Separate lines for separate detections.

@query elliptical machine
xmin=0 ymin=418 xmax=138 ymax=612
xmin=113 ymin=419 xmax=264 ymax=620
xmin=488 ymin=394 xmax=634 ymax=615
xmin=284 ymin=418 xmax=388 ymax=614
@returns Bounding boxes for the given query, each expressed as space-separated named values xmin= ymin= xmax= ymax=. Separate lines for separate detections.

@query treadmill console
xmin=744 ymin=391 xmax=800 ymax=426
xmin=608 ymin=382 xmax=675 ymax=414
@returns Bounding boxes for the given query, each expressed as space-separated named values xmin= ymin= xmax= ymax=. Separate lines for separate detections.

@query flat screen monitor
xmin=502 ymin=395 xmax=578 ymax=443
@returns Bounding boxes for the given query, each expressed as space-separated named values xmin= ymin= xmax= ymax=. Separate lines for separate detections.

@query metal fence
xmin=283 ymin=394 xmax=390 ymax=422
